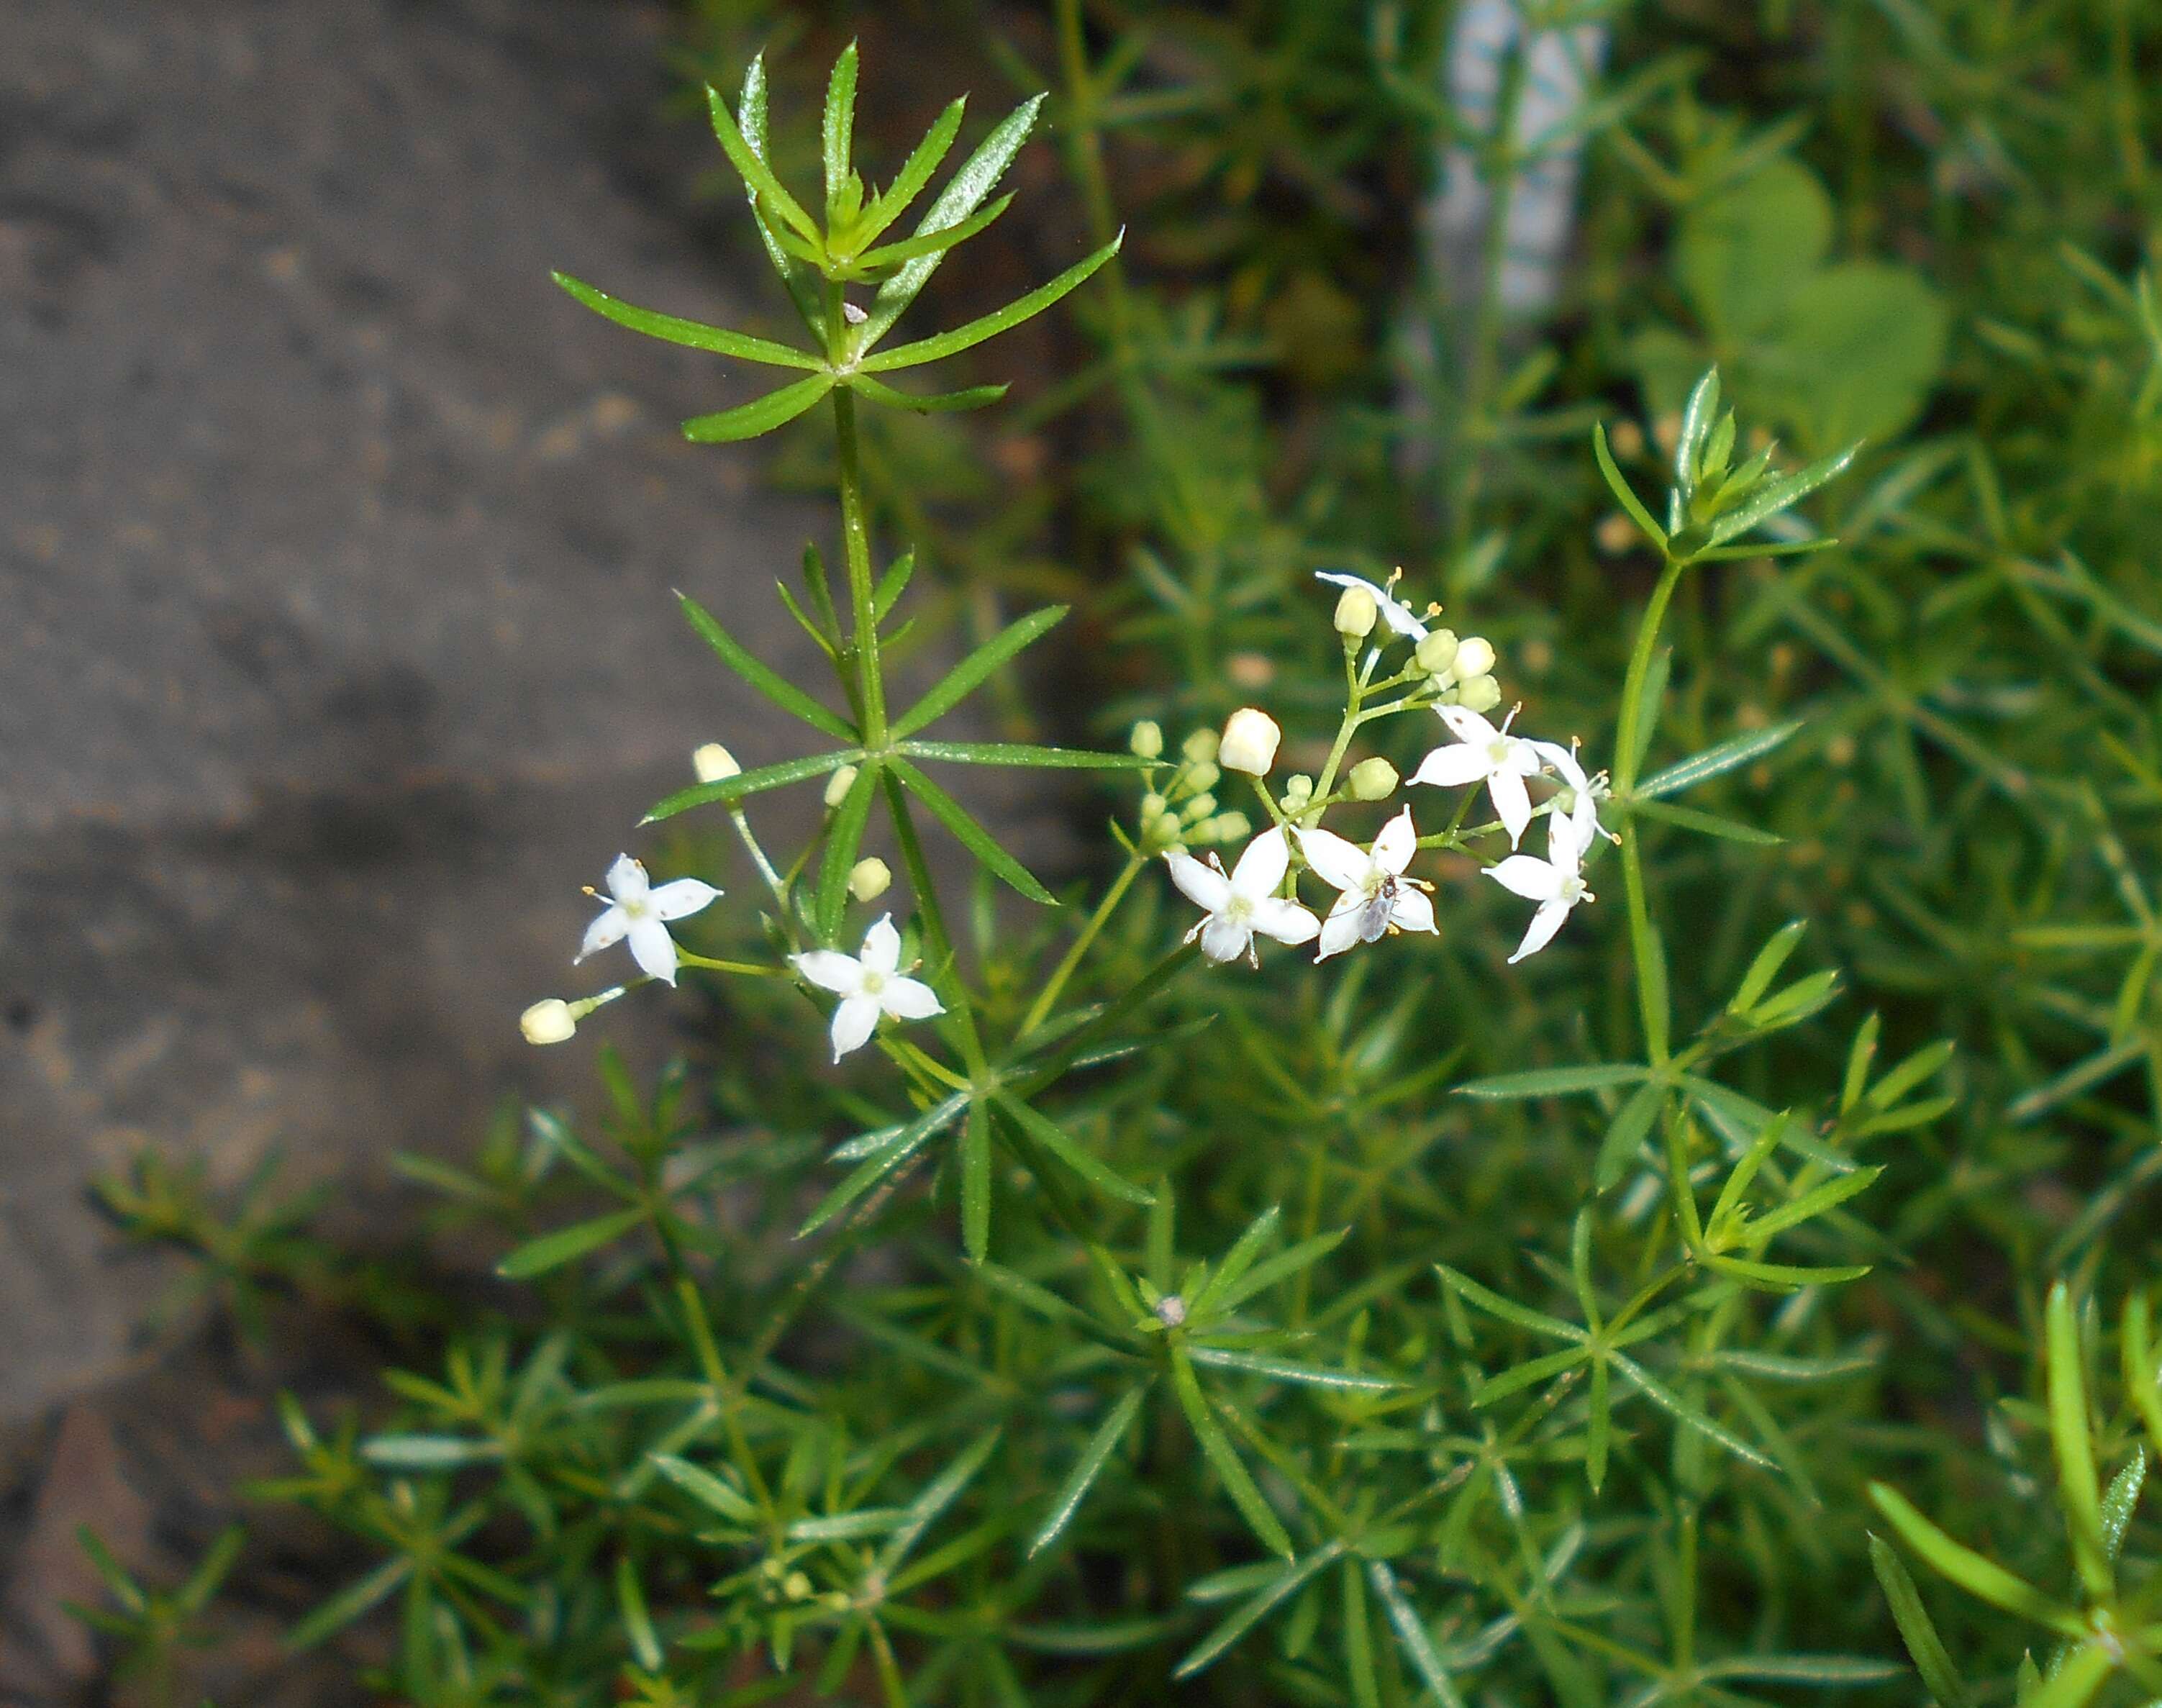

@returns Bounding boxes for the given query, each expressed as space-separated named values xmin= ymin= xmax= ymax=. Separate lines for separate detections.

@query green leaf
xmin=678 ymin=593 xmax=857 ymax=741
xmin=815 ymin=759 xmax=880 ymax=941
xmin=843 ymin=373 xmax=1009 ymax=414
xmin=1211 ymin=1230 xmax=1350 ymax=1316
xmin=642 ymin=749 xmax=860 ymax=825
xmin=682 ymin=371 xmax=837 ymax=442
xmin=1171 ymin=1348 xmax=1293 ymax=1558
xmin=705 ymin=82 xmax=819 ymax=245
xmin=959 ymin=1101 xmax=991 ymax=1262
xmin=1609 ymin=1352 xmax=1777 ymax=1468
xmin=497 ymin=1206 xmax=648 ymax=1278
xmin=994 ymin=1095 xmax=1153 ymax=1205
xmin=855 ymin=98 xmax=966 ymax=249
xmin=1457 ymin=1063 xmax=1649 ymax=1099
xmin=876 ymin=1428 xmax=1001 ymax=1575
xmin=550 ymin=273 xmax=820 ymax=369
xmin=2045 ymin=1281 xmax=2111 ymax=1598
xmin=1706 ymin=442 xmax=1861 ymax=545
xmin=874 ymin=549 xmax=917 ymax=622
xmin=1766 ymin=262 xmax=1948 ymax=450
xmin=359 ymin=1435 xmax=504 ymax=1469
xmin=857 ymin=94 xmax=1045 ymax=350
xmin=1676 ymin=368 xmax=1722 ymax=500
xmin=1678 ymin=158 xmax=1831 ymax=342
xmin=1595 ymin=1081 xmax=1666 ymax=1191
xmin=1186 ymin=1346 xmax=1397 ymax=1393
xmin=1868 ymin=1485 xmax=2083 ymax=1634
xmin=820 ymin=42 xmax=858 ymax=217
xmin=889 ymin=757 xmax=1055 ymax=904
xmin=1638 ymin=721 xmax=1802 ymax=799
xmin=1733 ymin=920 xmax=1809 ymax=1013
xmin=651 ymin=1454 xmax=760 ymax=1524
xmin=799 ymin=1094 xmax=969 ymax=1237
xmin=892 ymin=606 xmax=1066 ymax=737
xmin=851 ymin=192 xmax=1014 ymax=272
xmin=1627 ymin=798 xmax=1784 ymax=845
xmin=1434 ymin=1264 xmax=1584 ymax=1343
xmin=1871 ymin=1533 xmax=1973 ymax=1708
xmin=1189 ymin=1206 xmax=1281 ymax=1317
xmin=1368 ymin=1563 xmax=1466 ymax=1708
xmin=1173 ymin=1544 xmax=1342 ymax=1678
xmin=862 ymin=235 xmax=1122 ymax=373
xmin=286 ymin=1555 xmax=412 ymax=1651
xmin=615 ymin=1556 xmax=663 ymax=1674
xmin=899 ymin=738 xmax=1148 ymax=769
xmin=1594 ymin=422 xmax=1666 ymax=549
xmin=1029 ymin=1386 xmax=1147 ymax=1557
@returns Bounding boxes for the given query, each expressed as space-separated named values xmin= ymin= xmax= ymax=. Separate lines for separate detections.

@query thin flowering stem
xmin=1613 ymin=557 xmax=1689 ymax=1065
xmin=676 ymin=950 xmax=782 ymax=977
xmin=1019 ymin=846 xmax=1147 ymax=1038
xmin=833 ymin=383 xmax=888 ymax=746
xmin=879 ymin=771 xmax=989 ymax=1076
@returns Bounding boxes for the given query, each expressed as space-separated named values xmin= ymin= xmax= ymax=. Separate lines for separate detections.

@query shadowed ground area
xmin=0 ymin=0 xmax=1071 ymax=1694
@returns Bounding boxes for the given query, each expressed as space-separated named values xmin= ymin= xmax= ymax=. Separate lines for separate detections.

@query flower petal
xmin=1230 ymin=826 xmax=1290 ymax=896
xmin=1370 ymin=807 xmax=1417 ymax=874
xmin=1409 ymin=743 xmax=1491 ymax=788
xmin=1488 ymin=768 xmax=1533 ymax=848
xmin=1199 ymin=916 xmax=1253 ymax=963
xmin=605 ymin=853 xmax=649 ymax=904
xmin=1166 ymin=850 xmax=1232 ymax=914
xmin=793 ymin=950 xmax=865 ymax=995
xmin=1298 ymin=827 xmax=1373 ymax=894
xmin=1253 ymin=898 xmax=1320 ymax=947
xmin=1389 ymin=886 xmax=1437 ymax=935
xmin=1533 ymin=739 xmax=1589 ymax=790
xmin=880 ymin=976 xmax=944 ymax=1021
xmin=627 ymin=916 xmax=680 ymax=985
xmin=577 ymin=905 xmax=628 ymax=963
xmin=650 ymin=878 xmax=722 ymax=921
xmin=1508 ymin=899 xmax=1573 ymax=964
xmin=860 ymin=914 xmax=902 ymax=975
xmin=830 ymin=993 xmax=881 ymax=1060
xmin=1315 ymin=905 xmax=1364 ymax=962
xmin=1486 ymin=855 xmax=1564 ymax=901
xmin=1435 ymin=704 xmax=1499 ymax=748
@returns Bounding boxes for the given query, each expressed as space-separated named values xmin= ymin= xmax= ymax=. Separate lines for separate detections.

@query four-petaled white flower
xmin=1166 ymin=827 xmax=1320 ymax=965
xmin=1410 ymin=704 xmax=1544 ymax=847
xmin=1486 ymin=793 xmax=1599 ymax=963
xmin=578 ymin=855 xmax=721 ymax=986
xmin=1298 ymin=807 xmax=1438 ymax=961
xmin=1314 ymin=571 xmax=1429 ymax=640
xmin=793 ymin=914 xmax=945 ymax=1061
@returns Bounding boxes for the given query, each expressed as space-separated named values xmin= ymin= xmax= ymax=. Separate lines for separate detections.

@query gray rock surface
xmin=0 ymin=0 xmax=1060 ymax=1427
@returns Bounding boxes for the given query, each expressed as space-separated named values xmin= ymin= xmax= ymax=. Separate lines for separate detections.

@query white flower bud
xmin=1282 ymin=774 xmax=1314 ymax=808
xmin=825 ymin=765 xmax=860 ymax=808
xmin=519 ymin=999 xmax=576 ymax=1046
xmin=1183 ymin=728 xmax=1219 ymax=765
xmin=1333 ymin=583 xmax=1378 ymax=640
xmin=1348 ymin=756 xmax=1399 ymax=801
xmin=1184 ymin=760 xmax=1219 ymax=794
xmin=848 ymin=857 xmax=891 ymax=902
xmin=1458 ymin=673 xmax=1502 ymax=713
xmin=693 ymin=742 xmax=741 ymax=783
xmin=1130 ymin=719 xmax=1164 ymax=760
xmin=1218 ymin=708 xmax=1281 ymax=776
xmin=1155 ymin=1294 xmax=1187 ymax=1327
xmin=1453 ymin=636 xmax=1496 ymax=680
xmin=1414 ymin=628 xmax=1460 ymax=676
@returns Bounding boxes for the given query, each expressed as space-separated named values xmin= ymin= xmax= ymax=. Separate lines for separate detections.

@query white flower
xmin=1315 ymin=571 xmax=1428 ymax=640
xmin=1409 ymin=703 xmax=1545 ymax=847
xmin=1530 ymin=738 xmax=1612 ymax=844
xmin=577 ymin=855 xmax=722 ymax=986
xmin=1218 ymin=708 xmax=1283 ymax=777
xmin=1298 ymin=807 xmax=1438 ymax=961
xmin=1486 ymin=793 xmax=1599 ymax=963
xmin=792 ymin=914 xmax=945 ymax=1061
xmin=1166 ymin=827 xmax=1320 ymax=965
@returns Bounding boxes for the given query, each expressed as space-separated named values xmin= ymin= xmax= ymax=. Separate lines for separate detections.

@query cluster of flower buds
xmin=1320 ymin=570 xmax=1502 ymax=712
xmin=1130 ymin=722 xmax=1254 ymax=852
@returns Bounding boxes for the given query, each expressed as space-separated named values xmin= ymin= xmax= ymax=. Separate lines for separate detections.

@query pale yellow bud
xmin=1181 ymin=792 xmax=1217 ymax=822
xmin=1207 ymin=810 xmax=1252 ymax=843
xmin=693 ymin=742 xmax=741 ymax=783
xmin=1453 ymin=636 xmax=1496 ymax=680
xmin=1219 ymin=708 xmax=1281 ymax=776
xmin=848 ymin=857 xmax=891 ymax=902
xmin=1333 ymin=584 xmax=1378 ymax=639
xmin=1348 ymin=756 xmax=1399 ymax=801
xmin=1129 ymin=719 xmax=1164 ymax=760
xmin=1458 ymin=673 xmax=1502 ymax=713
xmin=824 ymin=765 xmax=859 ymax=808
xmin=1183 ymin=728 xmax=1220 ymax=765
xmin=519 ymin=999 xmax=576 ymax=1046
xmin=1414 ymin=628 xmax=1460 ymax=676
xmin=1184 ymin=760 xmax=1219 ymax=794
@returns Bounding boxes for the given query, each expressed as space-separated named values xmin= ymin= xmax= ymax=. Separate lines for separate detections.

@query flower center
xmin=860 ymin=968 xmax=887 ymax=996
xmin=1487 ymin=738 xmax=1512 ymax=766
xmin=1222 ymin=895 xmax=1255 ymax=925
xmin=1560 ymin=876 xmax=1586 ymax=904
xmin=620 ymin=895 xmax=650 ymax=919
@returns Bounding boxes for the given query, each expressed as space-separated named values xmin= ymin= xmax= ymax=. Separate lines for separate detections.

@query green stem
xmin=833 ymin=385 xmax=887 ymax=745
xmin=1021 ymin=848 xmax=1146 ymax=1037
xmin=1614 ymin=557 xmax=1686 ymax=1065
xmin=880 ymin=771 xmax=987 ymax=1074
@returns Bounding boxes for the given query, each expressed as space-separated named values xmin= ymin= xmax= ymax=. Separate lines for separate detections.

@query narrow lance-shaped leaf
xmin=643 ymin=749 xmax=861 ymax=825
xmin=737 ymin=58 xmax=820 ymax=329
xmin=854 ymin=97 xmax=966 ymax=250
xmin=893 ymin=604 xmax=1066 ymax=736
xmin=681 ymin=371 xmax=837 ymax=442
xmin=959 ymin=1100 xmax=991 ymax=1262
xmin=1595 ymin=1081 xmax=1665 ymax=1191
xmin=876 ymin=1428 xmax=1001 ymax=1576
xmin=1676 ymin=368 xmax=1722 ymax=501
xmin=650 ymin=1454 xmax=760 ymax=1525
xmin=2045 ymin=1281 xmax=2112 ymax=1598
xmin=862 ymin=235 xmax=1123 ymax=373
xmin=889 ymin=757 xmax=1056 ymax=904
xmin=1594 ymin=422 xmax=1667 ymax=548
xmin=550 ymin=273 xmax=822 ymax=368
xmin=1174 ymin=1544 xmax=1343 ymax=1679
xmin=1171 ymin=1348 xmax=1293 ymax=1558
xmin=1637 ymin=721 xmax=1803 ymax=799
xmin=1368 ymin=1562 xmax=1467 ymax=1708
xmin=1029 ymin=1386 xmax=1147 ymax=1557
xmin=856 ymin=93 xmax=1046 ymax=350
xmin=820 ymin=42 xmax=858 ymax=217
xmin=844 ymin=373 xmax=1009 ymax=414
xmin=899 ymin=738 xmax=1150 ymax=769
xmin=1867 ymin=1484 xmax=2084 ymax=1634
xmin=850 ymin=192 xmax=1014 ymax=273
xmin=1869 ymin=1529 xmax=1972 ymax=1708
xmin=678 ymin=592 xmax=858 ymax=740
xmin=815 ymin=760 xmax=880 ymax=942
xmin=994 ymin=1095 xmax=1154 ymax=1206
xmin=1457 ymin=1063 xmax=1649 ymax=1099
xmin=1707 ymin=442 xmax=1861 ymax=545
xmin=497 ymin=1206 xmax=648 ymax=1279
xmin=705 ymin=82 xmax=820 ymax=245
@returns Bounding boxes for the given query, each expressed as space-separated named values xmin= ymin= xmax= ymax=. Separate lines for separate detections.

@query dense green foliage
xmin=89 ymin=2 xmax=2162 ymax=1704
